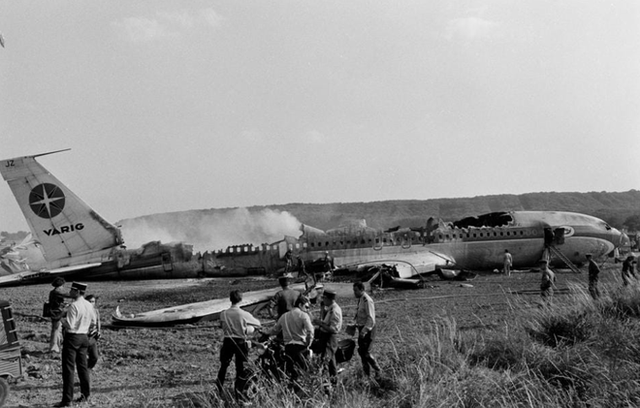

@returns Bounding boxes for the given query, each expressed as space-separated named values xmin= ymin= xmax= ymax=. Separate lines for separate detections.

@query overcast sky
xmin=1 ymin=1 xmax=639 ymax=233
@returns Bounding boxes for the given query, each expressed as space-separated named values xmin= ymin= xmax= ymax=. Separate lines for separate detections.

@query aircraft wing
xmin=339 ymin=251 xmax=455 ymax=279
xmin=0 ymin=262 xmax=102 ymax=287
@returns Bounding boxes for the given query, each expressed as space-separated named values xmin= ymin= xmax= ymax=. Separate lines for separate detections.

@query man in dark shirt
xmin=269 ymin=275 xmax=300 ymax=320
xmin=586 ymin=254 xmax=600 ymax=299
xmin=621 ymin=255 xmax=637 ymax=286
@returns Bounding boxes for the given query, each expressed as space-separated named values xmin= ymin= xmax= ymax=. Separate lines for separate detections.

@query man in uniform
xmin=586 ymin=254 xmax=601 ymax=299
xmin=312 ymin=288 xmax=342 ymax=386
xmin=268 ymin=275 xmax=300 ymax=320
xmin=266 ymin=295 xmax=314 ymax=388
xmin=353 ymin=281 xmax=381 ymax=379
xmin=54 ymin=282 xmax=96 ymax=407
xmin=217 ymin=290 xmax=261 ymax=400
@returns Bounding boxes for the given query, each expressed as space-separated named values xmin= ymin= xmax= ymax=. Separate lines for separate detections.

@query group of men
xmin=586 ymin=253 xmax=638 ymax=300
xmin=48 ymin=280 xmax=100 ymax=407
xmin=216 ymin=275 xmax=382 ymax=400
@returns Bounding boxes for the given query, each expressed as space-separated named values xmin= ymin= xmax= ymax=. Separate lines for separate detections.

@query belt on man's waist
xmin=65 ymin=332 xmax=88 ymax=335
xmin=224 ymin=336 xmax=246 ymax=342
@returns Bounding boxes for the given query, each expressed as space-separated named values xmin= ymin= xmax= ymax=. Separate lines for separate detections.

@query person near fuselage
xmin=586 ymin=254 xmax=601 ymax=299
xmin=503 ymin=249 xmax=513 ymax=276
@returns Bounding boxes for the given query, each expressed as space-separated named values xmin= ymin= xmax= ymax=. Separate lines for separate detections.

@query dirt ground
xmin=1 ymin=261 xmax=624 ymax=408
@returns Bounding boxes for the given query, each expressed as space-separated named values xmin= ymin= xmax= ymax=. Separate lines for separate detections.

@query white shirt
xmin=63 ymin=296 xmax=97 ymax=334
xmin=220 ymin=305 xmax=261 ymax=339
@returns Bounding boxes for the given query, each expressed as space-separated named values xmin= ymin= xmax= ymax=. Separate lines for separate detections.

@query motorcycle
xmin=243 ymin=332 xmax=355 ymax=397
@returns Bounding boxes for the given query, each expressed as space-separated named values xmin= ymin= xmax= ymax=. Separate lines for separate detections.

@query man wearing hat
xmin=586 ymin=254 xmax=601 ymax=299
xmin=55 ymin=282 xmax=97 ymax=407
xmin=313 ymin=287 xmax=342 ymax=386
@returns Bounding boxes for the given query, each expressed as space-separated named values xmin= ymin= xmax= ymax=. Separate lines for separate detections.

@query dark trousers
xmin=216 ymin=337 xmax=249 ymax=399
xmin=314 ymin=330 xmax=337 ymax=381
xmin=357 ymin=326 xmax=381 ymax=376
xmin=284 ymin=343 xmax=309 ymax=382
xmin=61 ymin=333 xmax=90 ymax=404
xmin=589 ymin=280 xmax=600 ymax=299
xmin=88 ymin=337 xmax=99 ymax=369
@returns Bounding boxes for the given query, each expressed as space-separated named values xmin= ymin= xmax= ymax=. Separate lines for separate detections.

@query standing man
xmin=268 ymin=275 xmax=300 ymax=320
xmin=283 ymin=250 xmax=294 ymax=275
xmin=539 ymin=260 xmax=556 ymax=305
xmin=85 ymin=295 xmax=101 ymax=370
xmin=315 ymin=251 xmax=334 ymax=283
xmin=217 ymin=290 xmax=261 ymax=400
xmin=266 ymin=295 xmax=314 ymax=388
xmin=621 ymin=255 xmax=637 ymax=286
xmin=586 ymin=254 xmax=601 ymax=299
xmin=312 ymin=288 xmax=342 ymax=386
xmin=54 ymin=282 xmax=96 ymax=407
xmin=503 ymin=249 xmax=513 ymax=276
xmin=48 ymin=277 xmax=73 ymax=354
xmin=353 ymin=281 xmax=381 ymax=380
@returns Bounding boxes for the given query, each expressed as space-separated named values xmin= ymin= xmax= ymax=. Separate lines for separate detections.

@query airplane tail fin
xmin=1 ymin=151 xmax=123 ymax=265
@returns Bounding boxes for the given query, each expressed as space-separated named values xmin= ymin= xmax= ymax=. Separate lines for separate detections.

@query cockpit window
xmin=604 ymin=223 xmax=612 ymax=231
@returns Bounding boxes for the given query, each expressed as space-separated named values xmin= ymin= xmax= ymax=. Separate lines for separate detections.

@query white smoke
xmin=119 ymin=208 xmax=302 ymax=253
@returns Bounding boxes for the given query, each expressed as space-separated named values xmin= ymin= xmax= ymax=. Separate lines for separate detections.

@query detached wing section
xmin=0 ymin=263 xmax=103 ymax=287
xmin=341 ymin=250 xmax=455 ymax=279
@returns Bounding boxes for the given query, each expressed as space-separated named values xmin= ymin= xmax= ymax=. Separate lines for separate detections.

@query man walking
xmin=54 ymin=282 xmax=96 ymax=407
xmin=353 ymin=281 xmax=381 ymax=379
xmin=312 ymin=288 xmax=342 ymax=386
xmin=586 ymin=254 xmax=601 ymax=299
xmin=217 ymin=290 xmax=261 ymax=400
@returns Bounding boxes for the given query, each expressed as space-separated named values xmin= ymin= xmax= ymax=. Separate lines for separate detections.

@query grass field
xmin=2 ymin=259 xmax=638 ymax=407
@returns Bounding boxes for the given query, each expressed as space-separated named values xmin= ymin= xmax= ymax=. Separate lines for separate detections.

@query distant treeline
xmin=260 ymin=190 xmax=640 ymax=231
xmin=142 ymin=189 xmax=640 ymax=232
xmin=4 ymin=190 xmax=640 ymax=239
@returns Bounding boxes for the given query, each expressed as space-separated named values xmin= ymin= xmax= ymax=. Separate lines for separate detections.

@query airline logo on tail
xmin=29 ymin=183 xmax=65 ymax=218
xmin=28 ymin=183 xmax=84 ymax=236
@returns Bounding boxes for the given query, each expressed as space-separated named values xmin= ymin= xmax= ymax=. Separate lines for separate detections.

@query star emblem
xmin=29 ymin=183 xmax=66 ymax=219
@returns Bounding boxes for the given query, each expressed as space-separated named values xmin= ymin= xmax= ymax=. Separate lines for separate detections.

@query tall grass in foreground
xmin=144 ymin=282 xmax=640 ymax=408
